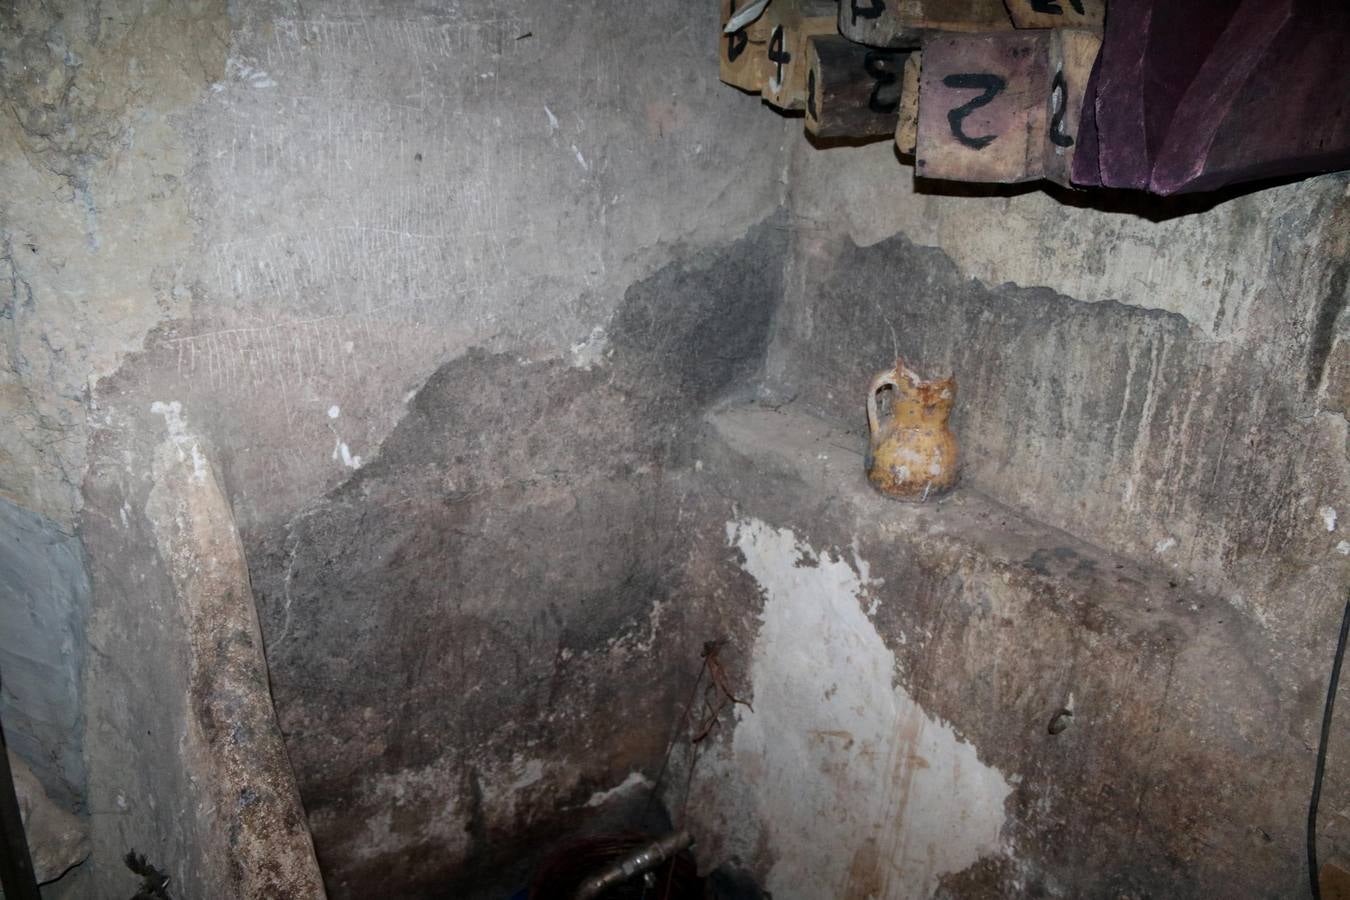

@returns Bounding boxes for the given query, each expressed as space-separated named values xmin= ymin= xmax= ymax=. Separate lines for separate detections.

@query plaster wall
xmin=3 ymin=0 xmax=791 ymax=895
xmin=2 ymin=1 xmax=1348 ymax=897
xmin=677 ymin=135 xmax=1350 ymax=897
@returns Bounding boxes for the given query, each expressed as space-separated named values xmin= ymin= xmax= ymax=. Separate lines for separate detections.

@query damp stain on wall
xmin=723 ymin=517 xmax=1013 ymax=900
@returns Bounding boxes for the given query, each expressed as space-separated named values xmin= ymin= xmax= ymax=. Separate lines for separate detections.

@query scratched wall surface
xmin=173 ymin=0 xmax=790 ymax=534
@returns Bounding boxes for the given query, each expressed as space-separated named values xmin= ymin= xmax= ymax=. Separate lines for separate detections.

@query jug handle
xmin=867 ymin=370 xmax=900 ymax=438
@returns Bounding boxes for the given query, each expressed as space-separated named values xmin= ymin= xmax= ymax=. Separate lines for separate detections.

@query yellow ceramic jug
xmin=865 ymin=359 xmax=959 ymax=501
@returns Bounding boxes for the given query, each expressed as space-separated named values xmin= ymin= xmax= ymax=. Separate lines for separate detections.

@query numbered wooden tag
xmin=1044 ymin=29 xmax=1099 ymax=184
xmin=761 ymin=0 xmax=838 ymax=111
xmin=804 ymin=36 xmax=909 ymax=140
xmin=838 ymin=0 xmax=1014 ymax=50
xmin=720 ymin=0 xmax=772 ymax=92
xmin=1003 ymin=0 xmax=1106 ymax=30
xmin=894 ymin=51 xmax=922 ymax=154
xmin=915 ymin=29 xmax=1099 ymax=185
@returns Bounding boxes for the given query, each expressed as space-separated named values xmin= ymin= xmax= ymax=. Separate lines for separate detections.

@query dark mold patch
xmin=246 ymin=216 xmax=787 ymax=897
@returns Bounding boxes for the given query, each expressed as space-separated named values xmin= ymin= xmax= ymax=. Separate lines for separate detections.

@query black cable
xmin=1309 ymin=594 xmax=1350 ymax=900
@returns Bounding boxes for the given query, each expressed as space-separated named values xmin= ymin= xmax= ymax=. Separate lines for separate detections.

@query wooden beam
xmin=720 ymin=0 xmax=772 ymax=93
xmin=1003 ymin=0 xmax=1106 ymax=30
xmin=838 ymin=0 xmax=1013 ymax=50
xmin=915 ymin=29 xmax=1099 ymax=184
xmin=895 ymin=51 xmax=922 ymax=154
xmin=805 ymin=36 xmax=909 ymax=140
xmin=761 ymin=1 xmax=838 ymax=111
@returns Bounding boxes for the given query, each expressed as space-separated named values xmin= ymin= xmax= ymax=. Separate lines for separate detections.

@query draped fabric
xmin=1072 ymin=0 xmax=1350 ymax=194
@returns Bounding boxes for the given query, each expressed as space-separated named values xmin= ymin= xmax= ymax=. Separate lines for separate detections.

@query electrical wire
xmin=1309 ymin=593 xmax=1350 ymax=900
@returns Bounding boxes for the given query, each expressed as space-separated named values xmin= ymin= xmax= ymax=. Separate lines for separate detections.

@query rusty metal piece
xmin=572 ymin=830 xmax=694 ymax=900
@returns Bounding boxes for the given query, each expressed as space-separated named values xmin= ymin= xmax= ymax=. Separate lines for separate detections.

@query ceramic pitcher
xmin=865 ymin=359 xmax=959 ymax=501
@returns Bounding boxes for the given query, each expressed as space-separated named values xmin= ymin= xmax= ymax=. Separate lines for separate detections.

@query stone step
xmin=676 ymin=401 xmax=1304 ymax=899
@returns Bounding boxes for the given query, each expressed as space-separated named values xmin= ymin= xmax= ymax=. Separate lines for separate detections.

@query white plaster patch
xmin=1320 ymin=506 xmax=1338 ymax=532
xmin=150 ymin=400 xmax=208 ymax=483
xmin=571 ymin=143 xmax=589 ymax=171
xmin=1337 ymin=541 xmax=1350 ymax=556
xmin=1227 ymin=593 xmax=1272 ymax=628
xmin=505 ymin=758 xmax=545 ymax=794
xmin=544 ymin=105 xmax=559 ymax=131
xmin=725 ymin=518 xmax=1013 ymax=899
xmin=327 ymin=405 xmax=341 ymax=419
xmin=584 ymin=771 xmax=652 ymax=807
xmin=569 ymin=326 xmax=609 ymax=370
xmin=226 ymin=57 xmax=275 ymax=88
xmin=332 ymin=440 xmax=362 ymax=470
xmin=1154 ymin=537 xmax=1177 ymax=554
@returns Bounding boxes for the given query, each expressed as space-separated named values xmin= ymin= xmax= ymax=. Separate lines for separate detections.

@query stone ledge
xmin=703 ymin=401 xmax=1227 ymax=636
xmin=679 ymin=402 xmax=1303 ymax=898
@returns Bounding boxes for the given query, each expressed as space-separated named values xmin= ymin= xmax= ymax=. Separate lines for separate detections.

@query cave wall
xmin=2 ymin=0 xmax=790 ymax=896
xmin=663 ymin=143 xmax=1350 ymax=897
xmin=774 ymin=150 xmax=1350 ymax=636
xmin=3 ymin=0 xmax=1349 ymax=898
xmin=244 ymin=223 xmax=786 ymax=895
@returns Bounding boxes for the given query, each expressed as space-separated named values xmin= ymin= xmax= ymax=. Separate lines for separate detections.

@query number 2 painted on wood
xmin=1048 ymin=69 xmax=1073 ymax=148
xmin=767 ymin=25 xmax=790 ymax=89
xmin=942 ymin=73 xmax=1006 ymax=150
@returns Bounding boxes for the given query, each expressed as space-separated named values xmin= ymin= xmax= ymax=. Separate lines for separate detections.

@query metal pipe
xmin=572 ymin=829 xmax=694 ymax=900
xmin=0 ymin=697 xmax=41 ymax=900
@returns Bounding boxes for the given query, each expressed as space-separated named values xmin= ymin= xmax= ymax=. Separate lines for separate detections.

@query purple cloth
xmin=1072 ymin=0 xmax=1350 ymax=194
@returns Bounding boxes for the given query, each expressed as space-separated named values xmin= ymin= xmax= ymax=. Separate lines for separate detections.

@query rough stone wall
xmin=4 ymin=0 xmax=1349 ymax=897
xmin=670 ymin=404 xmax=1322 ymax=898
xmin=0 ymin=0 xmax=231 ymax=527
xmin=770 ymin=222 xmax=1349 ymax=657
xmin=3 ymin=0 xmax=790 ymax=896
xmin=245 ymin=223 xmax=785 ymax=895
xmin=82 ymin=387 xmax=325 ymax=898
xmin=663 ymin=139 xmax=1349 ymax=896
xmin=770 ymin=143 xmax=1349 ymax=674
xmin=0 ymin=497 xmax=87 ymax=813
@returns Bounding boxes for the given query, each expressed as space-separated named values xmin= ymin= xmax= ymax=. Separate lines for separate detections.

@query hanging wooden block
xmin=720 ymin=0 xmax=772 ymax=93
xmin=838 ymin=0 xmax=1014 ymax=50
xmin=894 ymin=51 xmax=922 ymax=154
xmin=761 ymin=1 xmax=839 ymax=111
xmin=915 ymin=28 xmax=1100 ymax=185
xmin=1003 ymin=0 xmax=1106 ymax=30
xmin=1044 ymin=29 xmax=1100 ymax=184
xmin=804 ymin=36 xmax=909 ymax=140
xmin=1077 ymin=0 xmax=1350 ymax=195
